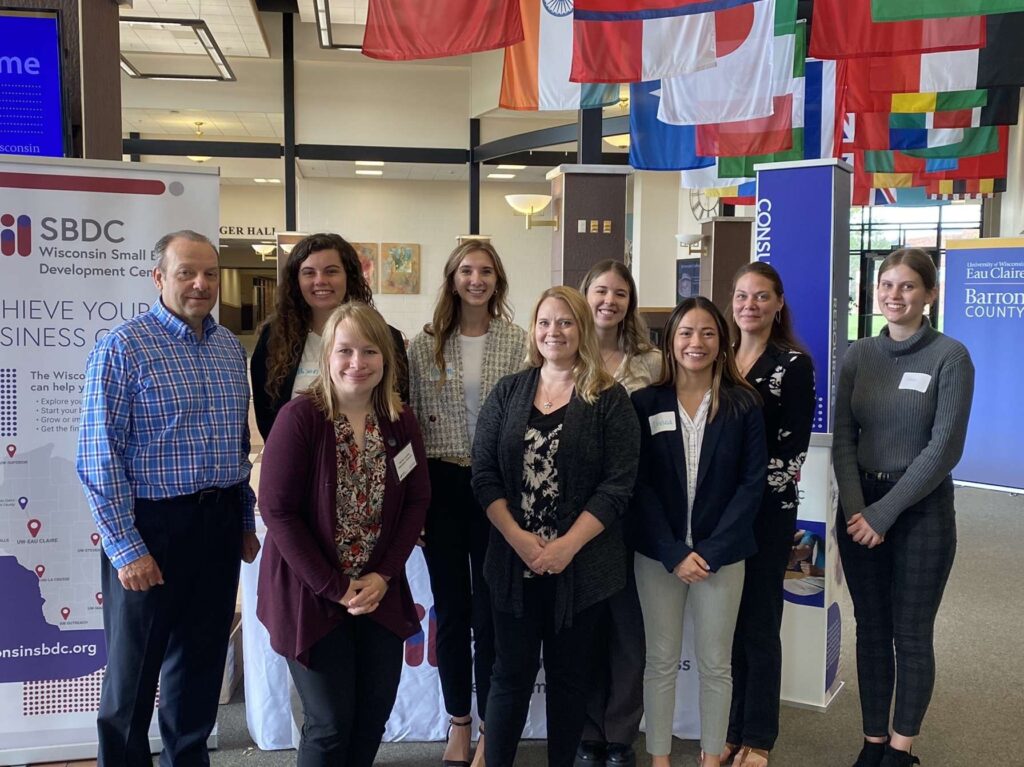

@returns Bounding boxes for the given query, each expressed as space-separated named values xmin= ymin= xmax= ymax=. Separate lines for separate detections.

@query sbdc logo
xmin=0 ymin=214 xmax=31 ymax=257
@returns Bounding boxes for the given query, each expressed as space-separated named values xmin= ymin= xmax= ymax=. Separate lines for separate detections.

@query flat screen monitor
xmin=0 ymin=10 xmax=67 ymax=157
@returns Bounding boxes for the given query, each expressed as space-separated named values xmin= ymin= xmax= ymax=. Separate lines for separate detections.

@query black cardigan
xmin=471 ymin=367 xmax=640 ymax=629
xmin=251 ymin=321 xmax=410 ymax=441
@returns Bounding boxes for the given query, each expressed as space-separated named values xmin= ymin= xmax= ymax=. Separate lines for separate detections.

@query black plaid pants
xmin=837 ymin=475 xmax=956 ymax=738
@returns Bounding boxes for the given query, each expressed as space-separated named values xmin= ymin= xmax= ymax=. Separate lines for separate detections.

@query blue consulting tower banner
xmin=943 ymin=239 xmax=1024 ymax=492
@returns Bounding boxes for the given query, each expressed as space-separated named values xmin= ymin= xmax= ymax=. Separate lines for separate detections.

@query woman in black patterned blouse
xmin=722 ymin=262 xmax=815 ymax=767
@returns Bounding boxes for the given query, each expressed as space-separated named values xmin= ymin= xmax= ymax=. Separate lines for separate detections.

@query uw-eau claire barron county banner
xmin=943 ymin=238 xmax=1024 ymax=491
xmin=0 ymin=156 xmax=218 ymax=760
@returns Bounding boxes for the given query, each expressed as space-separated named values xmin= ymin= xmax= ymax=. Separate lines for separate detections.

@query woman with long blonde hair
xmin=472 ymin=286 xmax=640 ymax=767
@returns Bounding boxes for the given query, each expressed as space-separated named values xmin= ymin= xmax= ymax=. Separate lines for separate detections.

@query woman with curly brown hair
xmin=251 ymin=232 xmax=408 ymax=441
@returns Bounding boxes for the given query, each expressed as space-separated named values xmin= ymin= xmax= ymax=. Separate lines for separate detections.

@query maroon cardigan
xmin=256 ymin=395 xmax=430 ymax=666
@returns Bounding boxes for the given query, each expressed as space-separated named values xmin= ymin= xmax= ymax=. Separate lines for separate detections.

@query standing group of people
xmin=76 ymin=227 xmax=972 ymax=767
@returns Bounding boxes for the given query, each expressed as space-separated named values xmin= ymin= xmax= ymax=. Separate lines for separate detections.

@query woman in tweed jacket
xmin=407 ymin=240 xmax=526 ymax=767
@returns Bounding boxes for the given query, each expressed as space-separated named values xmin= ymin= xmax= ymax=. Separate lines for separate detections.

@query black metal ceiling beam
xmin=296 ymin=144 xmax=470 ymax=163
xmin=121 ymin=138 xmax=283 ymax=158
xmin=489 ymin=150 xmax=629 ymax=167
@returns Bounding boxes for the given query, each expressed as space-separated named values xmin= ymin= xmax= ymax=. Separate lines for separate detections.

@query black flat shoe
xmin=605 ymin=742 xmax=636 ymax=767
xmin=852 ymin=739 xmax=888 ymax=767
xmin=575 ymin=740 xmax=607 ymax=767
xmin=879 ymin=745 xmax=920 ymax=767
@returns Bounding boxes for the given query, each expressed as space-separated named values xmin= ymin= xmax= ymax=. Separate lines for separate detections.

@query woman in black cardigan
xmin=471 ymin=286 xmax=640 ymax=767
xmin=250 ymin=232 xmax=408 ymax=441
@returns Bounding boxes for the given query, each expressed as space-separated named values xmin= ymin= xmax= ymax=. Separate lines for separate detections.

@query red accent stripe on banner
xmin=0 ymin=173 xmax=167 ymax=195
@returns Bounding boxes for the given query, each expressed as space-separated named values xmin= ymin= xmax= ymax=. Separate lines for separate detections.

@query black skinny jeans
xmin=421 ymin=459 xmax=495 ymax=719
xmin=837 ymin=475 xmax=957 ymax=738
xmin=287 ymin=617 xmax=404 ymax=767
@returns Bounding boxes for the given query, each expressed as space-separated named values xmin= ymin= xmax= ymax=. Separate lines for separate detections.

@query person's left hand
xmin=847 ymin=514 xmax=884 ymax=548
xmin=529 ymin=537 xmax=578 ymax=576
xmin=241 ymin=531 xmax=261 ymax=563
xmin=346 ymin=572 xmax=389 ymax=615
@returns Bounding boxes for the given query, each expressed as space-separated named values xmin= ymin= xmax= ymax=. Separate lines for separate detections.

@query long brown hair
xmin=579 ymin=259 xmax=655 ymax=359
xmin=658 ymin=296 xmax=758 ymax=420
xmin=727 ymin=261 xmax=809 ymax=355
xmin=307 ymin=302 xmax=402 ymax=423
xmin=425 ymin=239 xmax=513 ymax=387
xmin=261 ymin=233 xmax=374 ymax=402
xmin=526 ymin=286 xmax=615 ymax=405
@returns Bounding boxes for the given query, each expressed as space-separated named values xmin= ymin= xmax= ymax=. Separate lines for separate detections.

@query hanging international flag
xmin=884 ymin=90 xmax=1019 ymax=128
xmin=871 ymin=0 xmax=1024 ymax=21
xmin=803 ymin=58 xmax=844 ymax=160
xmin=658 ymin=0 xmax=785 ymax=125
xmin=863 ymin=129 xmax=1008 ymax=177
xmin=628 ymin=80 xmax=717 ymax=170
xmin=853 ymin=112 xmax=964 ymax=150
xmin=808 ymin=0 xmax=985 ymax=59
xmin=889 ymin=90 xmax=987 ymax=113
xmin=363 ymin=0 xmax=523 ymax=59
xmin=569 ymin=3 xmax=716 ymax=83
xmin=903 ymin=125 xmax=1000 ymax=158
xmin=926 ymin=178 xmax=1006 ymax=199
xmin=681 ymin=160 xmax=753 ymax=189
xmin=501 ymin=0 xmax=620 ymax=109
xmin=573 ymin=0 xmax=759 ymax=19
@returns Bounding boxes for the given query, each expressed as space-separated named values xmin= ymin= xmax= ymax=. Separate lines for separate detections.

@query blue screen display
xmin=0 ymin=13 xmax=66 ymax=157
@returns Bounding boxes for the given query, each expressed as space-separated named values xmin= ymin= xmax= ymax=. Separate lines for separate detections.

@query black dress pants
xmin=421 ymin=459 xmax=494 ymax=718
xmin=97 ymin=490 xmax=242 ymax=767
xmin=287 ymin=617 xmax=404 ymax=767
xmin=837 ymin=475 xmax=956 ymax=738
xmin=727 ymin=503 xmax=797 ymax=751
xmin=486 ymin=577 xmax=602 ymax=767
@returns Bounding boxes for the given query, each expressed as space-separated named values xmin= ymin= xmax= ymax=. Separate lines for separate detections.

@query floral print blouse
xmin=333 ymin=412 xmax=386 ymax=576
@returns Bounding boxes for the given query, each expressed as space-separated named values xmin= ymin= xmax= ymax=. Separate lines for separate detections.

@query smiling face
xmin=453 ymin=249 xmax=498 ymax=309
xmin=298 ymin=248 xmax=347 ymax=315
xmin=877 ymin=263 xmax=937 ymax=334
xmin=328 ymin=319 xmax=384 ymax=403
xmin=673 ymin=307 xmax=720 ymax=377
xmin=153 ymin=236 xmax=220 ymax=333
xmin=585 ymin=269 xmax=632 ymax=332
xmin=534 ymin=297 xmax=580 ymax=366
xmin=732 ymin=271 xmax=784 ymax=337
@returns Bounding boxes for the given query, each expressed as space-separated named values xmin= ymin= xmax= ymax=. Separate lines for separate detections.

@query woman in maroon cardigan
xmin=257 ymin=301 xmax=430 ymax=767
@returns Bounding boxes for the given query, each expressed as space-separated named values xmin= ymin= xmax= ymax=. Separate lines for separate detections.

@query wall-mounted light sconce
xmin=279 ymin=243 xmax=295 ymax=255
xmin=252 ymin=243 xmax=277 ymax=262
xmin=505 ymin=194 xmax=558 ymax=230
xmin=675 ymin=233 xmax=706 ymax=256
xmin=603 ymin=134 xmax=631 ymax=149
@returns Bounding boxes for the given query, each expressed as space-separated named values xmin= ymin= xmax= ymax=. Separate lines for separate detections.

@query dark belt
xmin=861 ymin=469 xmax=905 ymax=482
xmin=140 ymin=485 xmax=236 ymax=506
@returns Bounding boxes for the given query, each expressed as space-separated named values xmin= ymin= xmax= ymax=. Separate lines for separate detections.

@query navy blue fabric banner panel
xmin=755 ymin=161 xmax=851 ymax=434
xmin=942 ymin=240 xmax=1024 ymax=490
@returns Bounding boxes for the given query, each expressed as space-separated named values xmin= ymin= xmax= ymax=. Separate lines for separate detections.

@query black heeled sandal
xmin=444 ymin=717 xmax=472 ymax=767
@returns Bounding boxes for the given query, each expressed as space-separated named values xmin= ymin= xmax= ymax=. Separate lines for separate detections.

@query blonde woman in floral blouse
xmin=408 ymin=240 xmax=527 ymax=767
xmin=722 ymin=262 xmax=815 ymax=767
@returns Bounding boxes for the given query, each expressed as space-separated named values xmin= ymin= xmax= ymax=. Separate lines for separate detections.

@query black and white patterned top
xmin=520 ymin=405 xmax=567 ymax=576
xmin=746 ymin=344 xmax=816 ymax=513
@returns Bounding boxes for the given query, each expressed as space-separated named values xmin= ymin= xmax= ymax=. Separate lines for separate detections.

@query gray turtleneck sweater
xmin=833 ymin=320 xmax=974 ymax=535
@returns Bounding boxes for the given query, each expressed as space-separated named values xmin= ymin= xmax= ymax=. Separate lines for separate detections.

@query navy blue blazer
xmin=629 ymin=383 xmax=767 ymax=573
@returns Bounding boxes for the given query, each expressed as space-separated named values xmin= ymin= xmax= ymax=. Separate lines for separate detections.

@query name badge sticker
xmin=394 ymin=442 xmax=418 ymax=481
xmin=649 ymin=411 xmax=676 ymax=436
xmin=899 ymin=372 xmax=932 ymax=393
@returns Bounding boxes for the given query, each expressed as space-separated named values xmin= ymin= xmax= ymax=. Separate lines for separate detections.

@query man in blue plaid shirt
xmin=77 ymin=230 xmax=260 ymax=766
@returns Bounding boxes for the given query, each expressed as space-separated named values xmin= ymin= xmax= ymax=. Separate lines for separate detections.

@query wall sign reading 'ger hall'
xmin=219 ymin=225 xmax=276 ymax=237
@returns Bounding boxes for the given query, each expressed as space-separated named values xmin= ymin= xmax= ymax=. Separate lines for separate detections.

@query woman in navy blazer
xmin=630 ymin=297 xmax=767 ymax=767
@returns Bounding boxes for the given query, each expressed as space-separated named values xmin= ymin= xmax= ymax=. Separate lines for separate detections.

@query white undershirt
xmin=460 ymin=333 xmax=487 ymax=443
xmin=291 ymin=331 xmax=322 ymax=399
xmin=678 ymin=390 xmax=711 ymax=548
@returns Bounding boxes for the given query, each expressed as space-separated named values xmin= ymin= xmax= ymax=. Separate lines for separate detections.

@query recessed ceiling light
xmin=488 ymin=173 xmax=516 ymax=179
xmin=356 ymin=170 xmax=383 ymax=176
xmin=265 ymin=178 xmax=281 ymax=183
xmin=253 ymin=178 xmax=267 ymax=183
xmin=355 ymin=161 xmax=385 ymax=167
xmin=497 ymin=164 xmax=527 ymax=170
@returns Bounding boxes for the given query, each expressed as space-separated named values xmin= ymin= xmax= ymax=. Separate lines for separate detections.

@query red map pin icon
xmin=34 ymin=565 xmax=45 ymax=578
xmin=5 ymin=444 xmax=14 ymax=458
xmin=60 ymin=607 xmax=70 ymax=620
xmin=90 ymin=532 xmax=100 ymax=546
xmin=95 ymin=592 xmax=103 ymax=606
xmin=27 ymin=519 xmax=41 ymax=538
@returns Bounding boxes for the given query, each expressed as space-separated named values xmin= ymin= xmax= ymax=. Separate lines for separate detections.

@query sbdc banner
xmin=0 ymin=156 xmax=219 ymax=763
xmin=943 ymin=239 xmax=1024 ymax=492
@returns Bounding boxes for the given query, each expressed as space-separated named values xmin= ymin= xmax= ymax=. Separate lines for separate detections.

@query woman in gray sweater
xmin=471 ymin=286 xmax=640 ymax=767
xmin=833 ymin=248 xmax=974 ymax=767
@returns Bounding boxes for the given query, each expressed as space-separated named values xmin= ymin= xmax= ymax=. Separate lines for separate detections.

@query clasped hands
xmin=340 ymin=572 xmax=389 ymax=616
xmin=673 ymin=551 xmax=711 ymax=584
xmin=510 ymin=529 xmax=578 ymax=575
xmin=847 ymin=513 xmax=884 ymax=548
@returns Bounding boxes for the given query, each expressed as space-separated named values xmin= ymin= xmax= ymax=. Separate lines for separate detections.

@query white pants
xmin=634 ymin=553 xmax=745 ymax=757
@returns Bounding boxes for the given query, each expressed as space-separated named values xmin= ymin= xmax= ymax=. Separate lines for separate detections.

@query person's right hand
xmin=510 ymin=529 xmax=547 ymax=573
xmin=117 ymin=554 xmax=164 ymax=592
xmin=673 ymin=552 xmax=710 ymax=584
